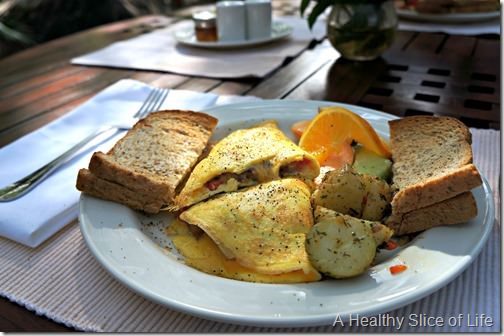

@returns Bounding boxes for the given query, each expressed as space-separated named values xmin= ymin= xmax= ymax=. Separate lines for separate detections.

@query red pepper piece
xmin=389 ymin=264 xmax=408 ymax=275
xmin=385 ymin=240 xmax=398 ymax=250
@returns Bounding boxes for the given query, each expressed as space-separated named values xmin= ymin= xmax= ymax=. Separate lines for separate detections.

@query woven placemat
xmin=0 ymin=129 xmax=500 ymax=332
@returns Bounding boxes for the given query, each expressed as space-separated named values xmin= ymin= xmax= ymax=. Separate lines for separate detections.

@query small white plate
xmin=174 ymin=21 xmax=293 ymax=49
xmin=397 ymin=8 xmax=500 ymax=23
xmin=79 ymin=100 xmax=494 ymax=327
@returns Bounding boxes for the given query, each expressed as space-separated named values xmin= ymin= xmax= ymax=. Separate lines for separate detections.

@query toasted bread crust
xmin=386 ymin=192 xmax=478 ymax=235
xmin=389 ymin=116 xmax=482 ymax=214
xmin=76 ymin=169 xmax=164 ymax=213
xmin=391 ymin=163 xmax=482 ymax=214
xmin=81 ymin=110 xmax=217 ymax=213
xmin=89 ymin=152 xmax=171 ymax=201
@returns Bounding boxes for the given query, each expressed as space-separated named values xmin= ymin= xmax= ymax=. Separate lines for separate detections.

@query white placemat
xmin=399 ymin=18 xmax=500 ymax=35
xmin=0 ymin=128 xmax=499 ymax=332
xmin=71 ymin=17 xmax=325 ymax=79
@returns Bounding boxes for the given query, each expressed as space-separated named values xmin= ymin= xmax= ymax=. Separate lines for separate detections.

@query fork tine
xmin=139 ymin=88 xmax=163 ymax=118
xmin=133 ymin=87 xmax=169 ymax=122
xmin=151 ymin=89 xmax=169 ymax=113
xmin=138 ymin=88 xmax=169 ymax=119
xmin=133 ymin=88 xmax=158 ymax=118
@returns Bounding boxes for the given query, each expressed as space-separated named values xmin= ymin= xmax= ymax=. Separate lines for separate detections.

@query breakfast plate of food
xmin=78 ymin=100 xmax=494 ymax=327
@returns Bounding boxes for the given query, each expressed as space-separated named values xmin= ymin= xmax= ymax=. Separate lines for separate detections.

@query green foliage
xmin=0 ymin=21 xmax=33 ymax=45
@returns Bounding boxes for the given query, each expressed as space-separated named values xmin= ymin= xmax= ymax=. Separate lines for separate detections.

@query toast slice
xmin=77 ymin=110 xmax=217 ymax=213
xmin=389 ymin=116 xmax=482 ymax=214
xmin=385 ymin=191 xmax=478 ymax=235
xmin=77 ymin=169 xmax=166 ymax=213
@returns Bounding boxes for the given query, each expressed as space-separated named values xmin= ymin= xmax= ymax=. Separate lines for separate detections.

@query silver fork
xmin=0 ymin=87 xmax=169 ymax=202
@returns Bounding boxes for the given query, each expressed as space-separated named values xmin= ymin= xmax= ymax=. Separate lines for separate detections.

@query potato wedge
xmin=370 ymin=222 xmax=394 ymax=246
xmin=312 ymin=166 xmax=392 ymax=221
xmin=312 ymin=166 xmax=366 ymax=217
xmin=306 ymin=207 xmax=377 ymax=279
xmin=361 ymin=174 xmax=392 ymax=221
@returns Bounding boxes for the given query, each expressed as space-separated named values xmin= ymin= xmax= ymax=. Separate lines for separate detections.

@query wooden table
xmin=0 ymin=2 xmax=500 ymax=331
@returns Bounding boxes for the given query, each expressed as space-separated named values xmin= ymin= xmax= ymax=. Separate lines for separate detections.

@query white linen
xmin=71 ymin=17 xmax=325 ymax=78
xmin=0 ymin=79 xmax=259 ymax=247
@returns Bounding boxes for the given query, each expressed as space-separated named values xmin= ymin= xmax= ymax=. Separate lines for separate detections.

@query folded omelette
xmin=167 ymin=220 xmax=321 ymax=284
xmin=178 ymin=179 xmax=321 ymax=280
xmin=175 ymin=121 xmax=320 ymax=208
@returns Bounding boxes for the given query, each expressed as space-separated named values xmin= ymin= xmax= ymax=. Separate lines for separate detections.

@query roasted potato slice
xmin=370 ymin=222 xmax=394 ymax=246
xmin=312 ymin=166 xmax=366 ymax=217
xmin=361 ymin=174 xmax=392 ymax=221
xmin=306 ymin=207 xmax=377 ymax=279
xmin=312 ymin=165 xmax=392 ymax=221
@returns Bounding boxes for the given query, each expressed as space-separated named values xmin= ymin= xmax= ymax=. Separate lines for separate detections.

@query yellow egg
xmin=167 ymin=219 xmax=320 ymax=284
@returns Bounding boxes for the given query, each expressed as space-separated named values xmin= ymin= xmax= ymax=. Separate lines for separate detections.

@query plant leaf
xmin=300 ymin=0 xmax=311 ymax=17
xmin=0 ymin=22 xmax=34 ymax=45
xmin=307 ymin=0 xmax=332 ymax=29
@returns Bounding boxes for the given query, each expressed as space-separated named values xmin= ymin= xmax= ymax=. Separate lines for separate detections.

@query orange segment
xmin=299 ymin=106 xmax=391 ymax=163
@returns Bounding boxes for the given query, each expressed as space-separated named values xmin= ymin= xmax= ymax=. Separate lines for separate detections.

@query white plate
xmin=173 ymin=21 xmax=292 ymax=49
xmin=79 ymin=100 xmax=494 ymax=327
xmin=397 ymin=8 xmax=500 ymax=23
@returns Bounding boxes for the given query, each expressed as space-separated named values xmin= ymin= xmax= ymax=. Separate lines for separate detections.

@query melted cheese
xmin=253 ymin=161 xmax=274 ymax=182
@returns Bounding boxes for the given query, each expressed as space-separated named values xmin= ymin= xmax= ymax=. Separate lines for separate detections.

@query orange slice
xmin=299 ymin=106 xmax=391 ymax=163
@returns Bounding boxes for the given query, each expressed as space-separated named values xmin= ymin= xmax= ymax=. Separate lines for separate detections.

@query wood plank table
xmin=0 ymin=3 xmax=500 ymax=331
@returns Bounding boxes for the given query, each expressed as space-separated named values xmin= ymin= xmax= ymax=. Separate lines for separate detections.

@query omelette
xmin=178 ymin=178 xmax=321 ymax=279
xmin=166 ymin=220 xmax=321 ymax=283
xmin=175 ymin=121 xmax=320 ymax=208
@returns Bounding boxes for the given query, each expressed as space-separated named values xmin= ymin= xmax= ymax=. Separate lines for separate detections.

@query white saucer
xmin=174 ymin=21 xmax=293 ymax=49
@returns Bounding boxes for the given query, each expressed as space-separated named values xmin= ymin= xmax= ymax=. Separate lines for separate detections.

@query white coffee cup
xmin=245 ymin=0 xmax=272 ymax=40
xmin=216 ymin=1 xmax=246 ymax=41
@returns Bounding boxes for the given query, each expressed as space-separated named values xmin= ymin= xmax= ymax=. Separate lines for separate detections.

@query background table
xmin=0 ymin=1 xmax=500 ymax=331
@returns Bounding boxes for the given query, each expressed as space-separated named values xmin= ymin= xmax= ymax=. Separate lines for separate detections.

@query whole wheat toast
xmin=77 ymin=110 xmax=217 ymax=213
xmin=386 ymin=191 xmax=478 ymax=235
xmin=389 ymin=116 xmax=482 ymax=214
xmin=77 ymin=169 xmax=166 ymax=213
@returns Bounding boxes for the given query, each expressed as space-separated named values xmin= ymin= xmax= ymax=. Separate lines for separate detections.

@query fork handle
xmin=0 ymin=126 xmax=117 ymax=202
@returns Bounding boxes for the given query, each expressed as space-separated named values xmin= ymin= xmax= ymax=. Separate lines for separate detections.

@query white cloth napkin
xmin=0 ymin=79 xmax=259 ymax=247
xmin=71 ymin=17 xmax=325 ymax=78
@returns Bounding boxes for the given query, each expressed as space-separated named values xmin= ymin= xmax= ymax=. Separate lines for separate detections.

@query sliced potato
xmin=312 ymin=165 xmax=366 ymax=217
xmin=306 ymin=207 xmax=376 ymax=279
xmin=361 ymin=174 xmax=392 ymax=221
xmin=370 ymin=222 xmax=394 ymax=246
xmin=312 ymin=165 xmax=392 ymax=221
